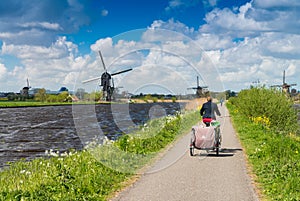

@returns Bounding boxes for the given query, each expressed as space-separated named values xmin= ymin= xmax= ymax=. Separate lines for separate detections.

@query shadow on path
xmin=194 ymin=148 xmax=243 ymax=157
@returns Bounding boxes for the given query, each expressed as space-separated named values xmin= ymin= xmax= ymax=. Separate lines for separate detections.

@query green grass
xmin=227 ymin=102 xmax=300 ymax=201
xmin=0 ymin=101 xmax=73 ymax=107
xmin=0 ymin=110 xmax=199 ymax=200
xmin=0 ymin=101 xmax=116 ymax=108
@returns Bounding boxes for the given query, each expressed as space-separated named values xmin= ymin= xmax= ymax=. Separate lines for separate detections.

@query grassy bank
xmin=0 ymin=110 xmax=199 ymax=200
xmin=0 ymin=101 xmax=73 ymax=108
xmin=0 ymin=101 xmax=122 ymax=108
xmin=227 ymin=88 xmax=300 ymax=200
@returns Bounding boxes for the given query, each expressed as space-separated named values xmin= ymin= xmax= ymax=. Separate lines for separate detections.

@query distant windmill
xmin=271 ymin=70 xmax=297 ymax=94
xmin=187 ymin=76 xmax=209 ymax=97
xmin=82 ymin=51 xmax=132 ymax=101
xmin=21 ymin=78 xmax=31 ymax=97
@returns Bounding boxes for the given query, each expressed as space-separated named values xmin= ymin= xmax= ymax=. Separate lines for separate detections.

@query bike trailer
xmin=191 ymin=126 xmax=215 ymax=149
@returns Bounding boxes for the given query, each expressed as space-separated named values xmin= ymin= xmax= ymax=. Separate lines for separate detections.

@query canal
xmin=0 ymin=102 xmax=185 ymax=167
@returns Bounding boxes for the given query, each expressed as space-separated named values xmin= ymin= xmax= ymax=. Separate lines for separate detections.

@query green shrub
xmin=229 ymin=87 xmax=298 ymax=135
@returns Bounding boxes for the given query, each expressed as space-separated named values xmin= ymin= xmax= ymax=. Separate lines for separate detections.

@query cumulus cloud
xmin=2 ymin=37 xmax=78 ymax=60
xmin=0 ymin=63 xmax=7 ymax=79
xmin=75 ymin=28 xmax=220 ymax=94
xmin=1 ymin=0 xmax=300 ymax=93
xmin=0 ymin=0 xmax=91 ymax=46
xmin=0 ymin=36 xmax=91 ymax=91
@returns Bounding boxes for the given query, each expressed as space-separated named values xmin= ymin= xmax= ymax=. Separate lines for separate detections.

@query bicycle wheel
xmin=216 ymin=141 xmax=219 ymax=156
xmin=215 ymin=126 xmax=221 ymax=156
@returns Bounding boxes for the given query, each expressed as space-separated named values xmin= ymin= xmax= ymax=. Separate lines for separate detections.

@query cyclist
xmin=200 ymin=96 xmax=221 ymax=127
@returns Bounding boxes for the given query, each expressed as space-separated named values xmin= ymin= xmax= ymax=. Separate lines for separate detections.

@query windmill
xmin=271 ymin=70 xmax=297 ymax=94
xmin=21 ymin=78 xmax=31 ymax=97
xmin=187 ymin=76 xmax=209 ymax=97
xmin=82 ymin=51 xmax=132 ymax=101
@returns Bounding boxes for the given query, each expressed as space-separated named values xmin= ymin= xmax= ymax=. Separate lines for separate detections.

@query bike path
xmin=111 ymin=105 xmax=259 ymax=201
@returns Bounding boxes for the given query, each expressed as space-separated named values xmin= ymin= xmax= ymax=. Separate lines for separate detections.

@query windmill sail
xmin=98 ymin=51 xmax=107 ymax=72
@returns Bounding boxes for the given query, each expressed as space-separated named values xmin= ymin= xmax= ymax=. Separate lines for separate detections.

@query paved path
xmin=111 ymin=105 xmax=259 ymax=201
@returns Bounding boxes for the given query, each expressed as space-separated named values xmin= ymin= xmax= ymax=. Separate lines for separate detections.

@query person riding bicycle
xmin=200 ymin=96 xmax=221 ymax=127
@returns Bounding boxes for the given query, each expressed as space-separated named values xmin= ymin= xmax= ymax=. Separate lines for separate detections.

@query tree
xmin=89 ymin=91 xmax=102 ymax=101
xmin=46 ymin=94 xmax=59 ymax=102
xmin=34 ymin=88 xmax=47 ymax=102
xmin=57 ymin=91 xmax=69 ymax=102
xmin=7 ymin=93 xmax=16 ymax=101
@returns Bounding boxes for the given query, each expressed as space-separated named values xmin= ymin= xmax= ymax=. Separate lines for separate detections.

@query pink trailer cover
xmin=192 ymin=126 xmax=215 ymax=149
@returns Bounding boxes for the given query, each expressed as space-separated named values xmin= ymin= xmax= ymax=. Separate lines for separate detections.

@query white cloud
xmin=19 ymin=22 xmax=62 ymax=31
xmin=2 ymin=36 xmax=77 ymax=60
xmin=0 ymin=63 xmax=7 ymax=79
xmin=2 ymin=0 xmax=300 ymax=93
xmin=0 ymin=37 xmax=91 ymax=92
xmin=201 ymin=4 xmax=269 ymax=37
xmin=252 ymin=0 xmax=300 ymax=9
xmin=0 ymin=1 xmax=91 ymax=46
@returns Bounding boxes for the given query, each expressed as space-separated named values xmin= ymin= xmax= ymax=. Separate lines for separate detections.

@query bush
xmin=229 ymin=87 xmax=298 ymax=135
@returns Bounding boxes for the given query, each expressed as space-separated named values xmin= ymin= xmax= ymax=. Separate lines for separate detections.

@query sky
xmin=0 ymin=0 xmax=300 ymax=95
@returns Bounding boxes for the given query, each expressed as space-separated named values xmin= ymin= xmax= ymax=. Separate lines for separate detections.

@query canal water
xmin=0 ymin=102 xmax=185 ymax=168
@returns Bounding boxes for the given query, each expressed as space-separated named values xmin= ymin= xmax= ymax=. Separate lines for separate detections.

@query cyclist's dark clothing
xmin=200 ymin=100 xmax=221 ymax=120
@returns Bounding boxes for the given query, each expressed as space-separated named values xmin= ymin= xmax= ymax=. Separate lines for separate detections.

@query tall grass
xmin=227 ymin=88 xmax=300 ymax=200
xmin=0 ymin=110 xmax=199 ymax=200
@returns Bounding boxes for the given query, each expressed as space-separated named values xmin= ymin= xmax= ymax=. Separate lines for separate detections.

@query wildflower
xmin=251 ymin=115 xmax=271 ymax=129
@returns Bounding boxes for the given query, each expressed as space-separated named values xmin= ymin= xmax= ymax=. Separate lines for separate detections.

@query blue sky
xmin=0 ymin=0 xmax=300 ymax=94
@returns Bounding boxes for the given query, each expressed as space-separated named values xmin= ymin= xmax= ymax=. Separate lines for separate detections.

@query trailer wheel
xmin=216 ymin=143 xmax=219 ymax=156
xmin=190 ymin=146 xmax=194 ymax=156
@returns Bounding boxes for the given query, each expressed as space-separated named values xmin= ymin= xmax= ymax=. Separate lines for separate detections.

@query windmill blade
xmin=98 ymin=51 xmax=107 ymax=72
xmin=82 ymin=76 xmax=101 ymax=84
xmin=187 ymin=86 xmax=208 ymax=90
xmin=27 ymin=78 xmax=31 ymax=88
xmin=111 ymin=68 xmax=132 ymax=76
xmin=290 ymin=83 xmax=297 ymax=86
